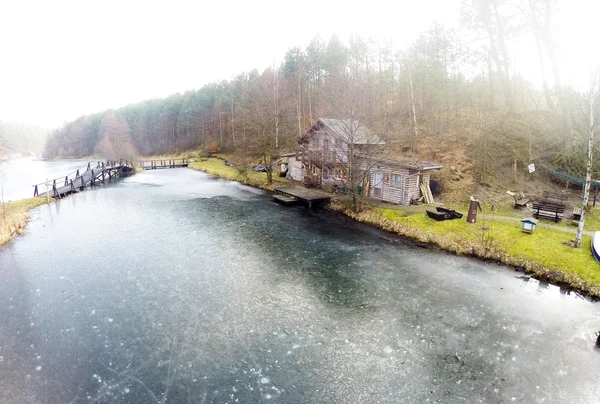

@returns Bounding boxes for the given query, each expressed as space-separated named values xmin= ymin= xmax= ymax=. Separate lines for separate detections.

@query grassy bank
xmin=329 ymin=200 xmax=600 ymax=299
xmin=0 ymin=198 xmax=48 ymax=248
xmin=189 ymin=156 xmax=289 ymax=191
xmin=184 ymin=156 xmax=600 ymax=298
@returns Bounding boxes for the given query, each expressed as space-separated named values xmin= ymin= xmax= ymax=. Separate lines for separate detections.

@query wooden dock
xmin=273 ymin=194 xmax=298 ymax=205
xmin=33 ymin=160 xmax=135 ymax=199
xmin=274 ymin=186 xmax=331 ymax=208
xmin=139 ymin=158 xmax=189 ymax=170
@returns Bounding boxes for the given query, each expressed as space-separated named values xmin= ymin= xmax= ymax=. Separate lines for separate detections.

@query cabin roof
xmin=363 ymin=156 xmax=443 ymax=171
xmin=303 ymin=118 xmax=386 ymax=145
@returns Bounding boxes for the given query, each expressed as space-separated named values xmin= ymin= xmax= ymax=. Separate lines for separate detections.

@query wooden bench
xmin=573 ymin=207 xmax=583 ymax=221
xmin=532 ymin=202 xmax=565 ymax=222
xmin=531 ymin=191 xmax=568 ymax=222
xmin=542 ymin=191 xmax=568 ymax=204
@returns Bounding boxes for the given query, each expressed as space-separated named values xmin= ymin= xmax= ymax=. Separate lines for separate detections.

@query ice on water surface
xmin=0 ymin=169 xmax=599 ymax=403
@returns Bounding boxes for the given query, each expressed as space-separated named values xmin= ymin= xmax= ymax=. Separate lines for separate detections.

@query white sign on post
xmin=528 ymin=163 xmax=535 ymax=173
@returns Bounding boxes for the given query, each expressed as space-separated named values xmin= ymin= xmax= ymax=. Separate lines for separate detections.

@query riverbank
xmin=0 ymin=198 xmax=48 ymax=248
xmin=329 ymin=199 xmax=600 ymax=299
xmin=189 ymin=156 xmax=289 ymax=191
xmin=188 ymin=155 xmax=600 ymax=299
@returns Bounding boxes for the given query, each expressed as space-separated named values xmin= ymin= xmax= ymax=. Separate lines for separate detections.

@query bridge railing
xmin=33 ymin=159 xmax=134 ymax=197
xmin=138 ymin=158 xmax=189 ymax=169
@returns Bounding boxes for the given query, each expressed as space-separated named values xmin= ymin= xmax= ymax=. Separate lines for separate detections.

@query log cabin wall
xmin=287 ymin=156 xmax=305 ymax=182
xmin=368 ymin=166 xmax=433 ymax=205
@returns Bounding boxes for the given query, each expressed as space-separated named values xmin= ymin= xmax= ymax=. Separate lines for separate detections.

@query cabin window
xmin=373 ymin=171 xmax=383 ymax=197
xmin=312 ymin=165 xmax=318 ymax=175
xmin=390 ymin=173 xmax=402 ymax=188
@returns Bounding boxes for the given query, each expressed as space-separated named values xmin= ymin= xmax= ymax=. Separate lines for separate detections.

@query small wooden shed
xmin=365 ymin=157 xmax=443 ymax=205
xmin=278 ymin=152 xmax=304 ymax=182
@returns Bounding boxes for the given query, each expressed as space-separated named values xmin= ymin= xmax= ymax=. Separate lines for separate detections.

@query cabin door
xmin=373 ymin=171 xmax=383 ymax=198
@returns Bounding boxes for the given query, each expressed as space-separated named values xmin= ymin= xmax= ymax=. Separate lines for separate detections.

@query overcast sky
xmin=0 ymin=0 xmax=597 ymax=129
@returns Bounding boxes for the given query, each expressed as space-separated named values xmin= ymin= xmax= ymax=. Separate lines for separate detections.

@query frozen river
xmin=0 ymin=157 xmax=88 ymax=201
xmin=1 ymin=168 xmax=600 ymax=403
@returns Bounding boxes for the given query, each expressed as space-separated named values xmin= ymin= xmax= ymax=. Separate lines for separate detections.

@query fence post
xmin=52 ymin=183 xmax=61 ymax=199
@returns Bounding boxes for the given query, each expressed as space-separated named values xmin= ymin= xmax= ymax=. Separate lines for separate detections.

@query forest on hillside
xmin=0 ymin=121 xmax=48 ymax=157
xmin=43 ymin=0 xmax=600 ymax=191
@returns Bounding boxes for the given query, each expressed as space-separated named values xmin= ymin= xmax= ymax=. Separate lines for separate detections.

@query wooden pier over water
xmin=274 ymin=185 xmax=331 ymax=208
xmin=138 ymin=158 xmax=189 ymax=170
xmin=33 ymin=160 xmax=135 ymax=199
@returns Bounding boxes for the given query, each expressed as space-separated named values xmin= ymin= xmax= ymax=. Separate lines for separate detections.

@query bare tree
xmin=574 ymin=70 xmax=600 ymax=248
xmin=462 ymin=0 xmax=514 ymax=111
xmin=520 ymin=0 xmax=555 ymax=110
xmin=96 ymin=113 xmax=138 ymax=161
xmin=408 ymin=63 xmax=419 ymax=151
xmin=542 ymin=0 xmax=573 ymax=149
xmin=242 ymin=69 xmax=283 ymax=185
xmin=317 ymin=57 xmax=387 ymax=212
xmin=0 ymin=131 xmax=8 ymax=162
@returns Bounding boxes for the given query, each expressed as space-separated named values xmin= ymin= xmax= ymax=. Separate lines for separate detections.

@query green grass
xmin=583 ymin=209 xmax=600 ymax=231
xmin=1 ymin=197 xmax=49 ymax=247
xmin=376 ymin=206 xmax=599 ymax=289
xmin=557 ymin=207 xmax=600 ymax=232
xmin=189 ymin=157 xmax=289 ymax=191
xmin=162 ymin=153 xmax=600 ymax=294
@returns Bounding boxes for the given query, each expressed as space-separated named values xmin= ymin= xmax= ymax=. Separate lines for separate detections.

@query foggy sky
xmin=0 ymin=0 xmax=596 ymax=129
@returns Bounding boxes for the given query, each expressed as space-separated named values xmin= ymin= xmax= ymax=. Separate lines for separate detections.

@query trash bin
xmin=467 ymin=196 xmax=482 ymax=224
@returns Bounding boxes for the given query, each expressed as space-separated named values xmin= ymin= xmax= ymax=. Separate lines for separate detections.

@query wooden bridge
xmin=33 ymin=160 xmax=135 ymax=199
xmin=138 ymin=158 xmax=189 ymax=170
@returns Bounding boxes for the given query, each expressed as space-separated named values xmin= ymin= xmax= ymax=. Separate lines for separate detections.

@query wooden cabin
xmin=299 ymin=118 xmax=385 ymax=186
xmin=297 ymin=118 xmax=442 ymax=204
xmin=365 ymin=157 xmax=443 ymax=205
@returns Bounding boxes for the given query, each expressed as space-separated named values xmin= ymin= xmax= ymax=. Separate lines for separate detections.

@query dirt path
xmin=472 ymin=212 xmax=594 ymax=237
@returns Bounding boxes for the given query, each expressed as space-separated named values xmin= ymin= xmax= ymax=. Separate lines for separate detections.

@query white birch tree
xmin=574 ymin=70 xmax=600 ymax=248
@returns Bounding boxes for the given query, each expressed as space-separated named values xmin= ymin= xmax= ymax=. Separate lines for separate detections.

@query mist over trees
xmin=0 ymin=121 xmax=48 ymax=157
xmin=43 ymin=0 xmax=596 ymax=183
